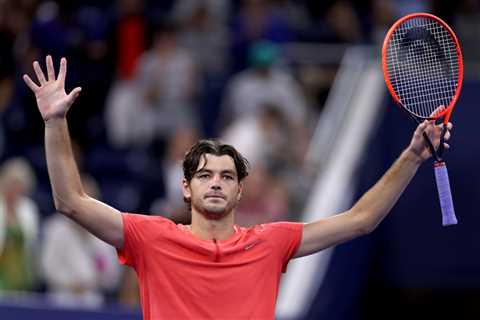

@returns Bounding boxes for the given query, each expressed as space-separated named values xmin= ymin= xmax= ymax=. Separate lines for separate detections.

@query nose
xmin=210 ymin=175 xmax=222 ymax=190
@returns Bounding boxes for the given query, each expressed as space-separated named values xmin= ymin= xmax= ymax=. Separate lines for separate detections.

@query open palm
xmin=23 ymin=56 xmax=81 ymax=122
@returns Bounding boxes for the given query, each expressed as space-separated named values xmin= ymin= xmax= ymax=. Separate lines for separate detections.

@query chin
xmin=191 ymin=199 xmax=235 ymax=220
xmin=205 ymin=204 xmax=225 ymax=212
xmin=197 ymin=204 xmax=232 ymax=220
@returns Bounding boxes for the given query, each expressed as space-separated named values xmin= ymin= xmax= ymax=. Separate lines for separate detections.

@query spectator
xmin=0 ymin=157 xmax=39 ymax=291
xmin=222 ymin=41 xmax=307 ymax=127
xmin=221 ymin=41 xmax=310 ymax=168
xmin=41 ymin=174 xmax=120 ymax=307
xmin=105 ymin=20 xmax=199 ymax=148
xmin=222 ymin=103 xmax=294 ymax=168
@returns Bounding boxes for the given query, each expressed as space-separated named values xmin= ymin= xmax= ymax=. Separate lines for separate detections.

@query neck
xmin=190 ymin=211 xmax=235 ymax=241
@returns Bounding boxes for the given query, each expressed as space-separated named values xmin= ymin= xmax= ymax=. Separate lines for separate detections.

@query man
xmin=24 ymin=56 xmax=451 ymax=319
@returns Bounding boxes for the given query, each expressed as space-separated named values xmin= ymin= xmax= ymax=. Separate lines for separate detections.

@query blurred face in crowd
xmin=183 ymin=154 xmax=243 ymax=219
xmin=3 ymin=178 xmax=26 ymax=203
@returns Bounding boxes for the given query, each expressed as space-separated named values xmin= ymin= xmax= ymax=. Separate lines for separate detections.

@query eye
xmin=197 ymin=173 xmax=211 ymax=180
xmin=222 ymin=175 xmax=234 ymax=180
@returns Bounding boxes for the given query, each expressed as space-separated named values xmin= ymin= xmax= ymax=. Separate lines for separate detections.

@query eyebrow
xmin=195 ymin=169 xmax=237 ymax=177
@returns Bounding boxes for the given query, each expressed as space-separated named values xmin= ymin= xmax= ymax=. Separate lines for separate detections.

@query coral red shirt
xmin=117 ymin=213 xmax=303 ymax=319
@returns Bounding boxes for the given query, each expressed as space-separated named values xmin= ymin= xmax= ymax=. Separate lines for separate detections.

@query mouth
xmin=204 ymin=193 xmax=226 ymax=200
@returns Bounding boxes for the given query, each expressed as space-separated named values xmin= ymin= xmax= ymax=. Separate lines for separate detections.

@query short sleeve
xmin=265 ymin=222 xmax=303 ymax=273
xmin=117 ymin=213 xmax=171 ymax=267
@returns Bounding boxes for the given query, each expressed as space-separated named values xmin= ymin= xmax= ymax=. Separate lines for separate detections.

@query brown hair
xmin=183 ymin=139 xmax=249 ymax=183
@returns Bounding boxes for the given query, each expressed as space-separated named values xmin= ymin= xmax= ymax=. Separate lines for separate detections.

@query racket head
xmin=382 ymin=13 xmax=463 ymax=123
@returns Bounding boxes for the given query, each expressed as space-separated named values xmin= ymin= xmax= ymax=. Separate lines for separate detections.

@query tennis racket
xmin=382 ymin=12 xmax=463 ymax=226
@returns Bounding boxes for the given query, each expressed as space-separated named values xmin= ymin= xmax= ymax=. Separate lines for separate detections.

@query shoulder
xmin=120 ymin=213 xmax=179 ymax=251
xmin=241 ymin=221 xmax=304 ymax=238
xmin=230 ymin=70 xmax=256 ymax=87
xmin=239 ymin=222 xmax=304 ymax=268
xmin=122 ymin=213 xmax=175 ymax=230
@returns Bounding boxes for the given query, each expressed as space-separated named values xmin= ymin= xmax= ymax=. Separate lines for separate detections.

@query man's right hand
xmin=23 ymin=55 xmax=81 ymax=122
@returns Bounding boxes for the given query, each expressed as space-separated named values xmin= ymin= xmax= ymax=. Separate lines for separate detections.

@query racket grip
xmin=434 ymin=161 xmax=457 ymax=226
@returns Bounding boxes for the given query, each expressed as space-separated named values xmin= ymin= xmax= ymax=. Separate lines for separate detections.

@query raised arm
xmin=295 ymin=120 xmax=451 ymax=258
xmin=23 ymin=56 xmax=124 ymax=248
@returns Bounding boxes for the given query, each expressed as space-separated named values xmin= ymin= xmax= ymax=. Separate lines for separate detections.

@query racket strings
xmin=392 ymin=23 xmax=455 ymax=113
xmin=392 ymin=21 xmax=456 ymax=102
xmin=386 ymin=17 xmax=460 ymax=118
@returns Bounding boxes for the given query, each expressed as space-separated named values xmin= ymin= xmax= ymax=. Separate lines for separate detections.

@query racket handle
xmin=434 ymin=161 xmax=457 ymax=226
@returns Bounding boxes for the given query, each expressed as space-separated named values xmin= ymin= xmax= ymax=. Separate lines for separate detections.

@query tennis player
xmin=23 ymin=56 xmax=451 ymax=319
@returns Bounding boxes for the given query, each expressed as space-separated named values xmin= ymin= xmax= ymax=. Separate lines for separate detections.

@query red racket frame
xmin=382 ymin=12 xmax=464 ymax=125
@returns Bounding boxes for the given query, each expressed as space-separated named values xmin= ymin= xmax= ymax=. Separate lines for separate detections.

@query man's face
xmin=183 ymin=154 xmax=243 ymax=219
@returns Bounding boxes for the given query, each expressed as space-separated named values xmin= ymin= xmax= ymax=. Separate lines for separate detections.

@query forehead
xmin=197 ymin=154 xmax=237 ymax=173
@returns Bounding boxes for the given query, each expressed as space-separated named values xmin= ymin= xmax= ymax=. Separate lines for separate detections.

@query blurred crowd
xmin=0 ymin=0 xmax=478 ymax=309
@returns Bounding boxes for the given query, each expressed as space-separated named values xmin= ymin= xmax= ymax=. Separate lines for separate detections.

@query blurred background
xmin=0 ymin=0 xmax=479 ymax=319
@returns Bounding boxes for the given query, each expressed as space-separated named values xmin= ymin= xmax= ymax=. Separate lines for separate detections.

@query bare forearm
xmin=297 ymin=120 xmax=450 ymax=258
xmin=296 ymin=149 xmax=423 ymax=257
xmin=352 ymin=148 xmax=422 ymax=232
xmin=45 ymin=118 xmax=85 ymax=213
xmin=25 ymin=56 xmax=123 ymax=248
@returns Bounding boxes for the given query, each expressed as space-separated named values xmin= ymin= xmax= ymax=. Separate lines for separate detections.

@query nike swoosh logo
xmin=244 ymin=241 xmax=260 ymax=251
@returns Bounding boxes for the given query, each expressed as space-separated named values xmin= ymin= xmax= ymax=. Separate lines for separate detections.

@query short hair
xmin=183 ymin=140 xmax=249 ymax=183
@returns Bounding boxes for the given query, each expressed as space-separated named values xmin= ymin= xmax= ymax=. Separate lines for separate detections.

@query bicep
xmin=65 ymin=195 xmax=124 ymax=249
xmin=294 ymin=211 xmax=366 ymax=258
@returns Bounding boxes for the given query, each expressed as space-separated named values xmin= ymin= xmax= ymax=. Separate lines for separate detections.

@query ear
xmin=237 ymin=181 xmax=244 ymax=202
xmin=182 ymin=178 xmax=191 ymax=201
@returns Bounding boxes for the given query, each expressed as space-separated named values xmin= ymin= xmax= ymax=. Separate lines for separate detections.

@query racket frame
xmin=382 ymin=12 xmax=464 ymax=126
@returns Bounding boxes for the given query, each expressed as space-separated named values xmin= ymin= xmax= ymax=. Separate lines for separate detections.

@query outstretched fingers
xmin=46 ymin=55 xmax=56 ymax=81
xmin=33 ymin=61 xmax=47 ymax=85
xmin=67 ymin=87 xmax=82 ymax=104
xmin=23 ymin=74 xmax=40 ymax=92
xmin=25 ymin=56 xmax=68 ymax=92
xmin=58 ymin=57 xmax=67 ymax=84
